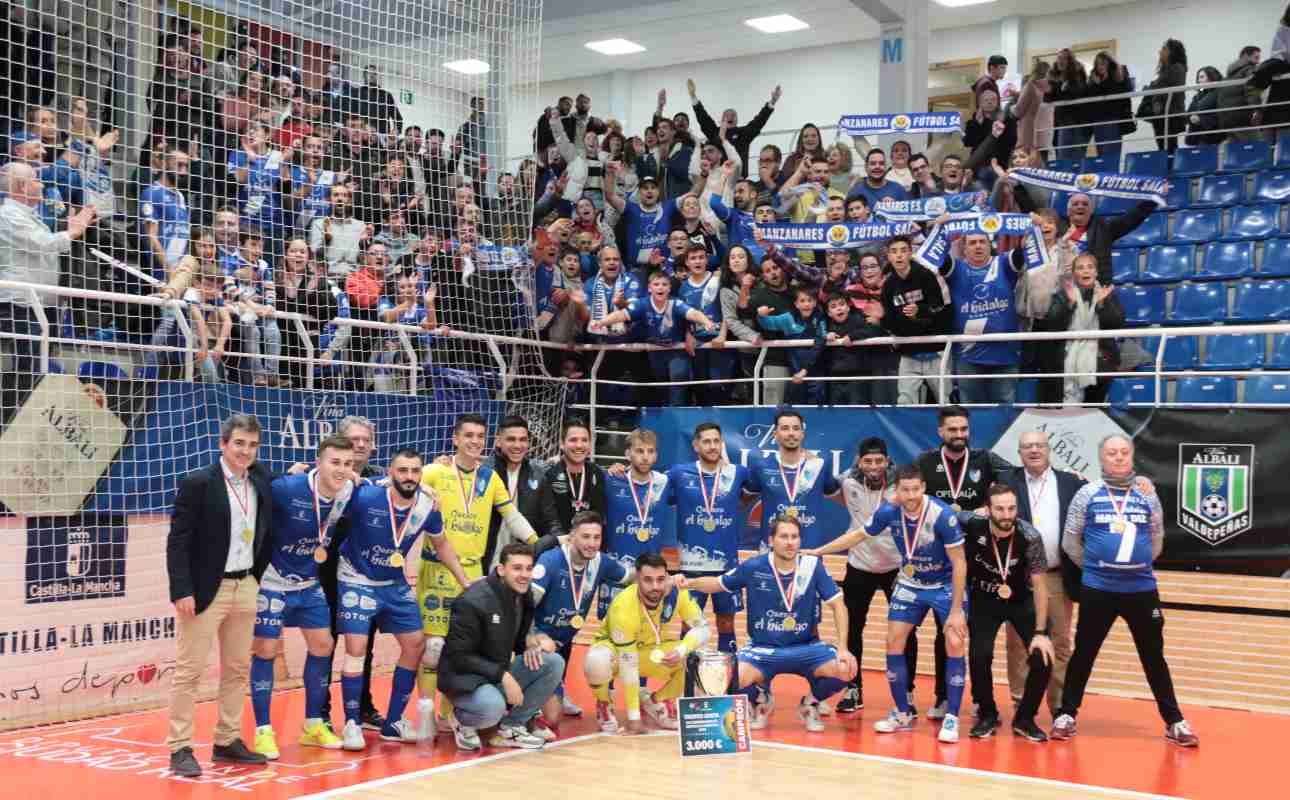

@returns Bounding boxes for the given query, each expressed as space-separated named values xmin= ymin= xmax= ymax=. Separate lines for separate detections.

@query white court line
xmin=294 ymin=732 xmax=607 ymax=800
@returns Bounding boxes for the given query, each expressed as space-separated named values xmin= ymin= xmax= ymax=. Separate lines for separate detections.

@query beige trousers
xmin=1005 ymin=570 xmax=1073 ymax=715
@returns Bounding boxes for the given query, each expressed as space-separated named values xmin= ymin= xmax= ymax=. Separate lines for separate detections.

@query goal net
xmin=0 ymin=0 xmax=554 ymax=729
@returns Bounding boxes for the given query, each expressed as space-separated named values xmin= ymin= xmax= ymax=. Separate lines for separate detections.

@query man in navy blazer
xmin=165 ymin=413 xmax=275 ymax=777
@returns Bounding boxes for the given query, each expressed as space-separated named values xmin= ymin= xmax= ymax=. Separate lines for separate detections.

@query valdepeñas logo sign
xmin=1177 ymin=443 xmax=1254 ymax=546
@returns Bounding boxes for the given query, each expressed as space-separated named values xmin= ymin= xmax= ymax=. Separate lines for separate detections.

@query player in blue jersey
xmin=249 ymin=436 xmax=355 ymax=758
xmin=531 ymin=510 xmax=632 ymax=725
xmin=938 ymin=230 xmax=1022 ymax=405
xmin=863 ymin=463 xmax=969 ymax=742
xmin=677 ymin=514 xmax=857 ymax=732
xmin=743 ymin=409 xmax=843 ymax=550
xmin=334 ymin=449 xmax=470 ymax=751
xmin=599 ymin=429 xmax=674 ymax=617
xmin=1051 ymin=434 xmax=1197 ymax=747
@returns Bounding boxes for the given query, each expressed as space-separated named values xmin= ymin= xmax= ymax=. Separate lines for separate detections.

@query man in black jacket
xmin=485 ymin=415 xmax=550 ymax=571
xmin=880 ymin=236 xmax=954 ymax=405
xmin=165 ymin=414 xmax=274 ymax=777
xmin=441 ymin=543 xmax=564 ymax=752
xmin=1063 ymin=194 xmax=1157 ymax=284
xmin=538 ymin=419 xmax=608 ymax=537
xmin=686 ymin=78 xmax=780 ymax=177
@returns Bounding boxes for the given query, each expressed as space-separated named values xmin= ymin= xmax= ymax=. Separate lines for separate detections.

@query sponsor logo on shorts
xmin=359 ymin=595 xmax=377 ymax=611
xmin=270 ymin=597 xmax=285 ymax=613
xmin=342 ymin=591 xmax=359 ymax=608
xmin=256 ymin=594 xmax=269 ymax=613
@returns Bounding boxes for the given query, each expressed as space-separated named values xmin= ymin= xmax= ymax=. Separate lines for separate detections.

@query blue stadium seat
xmin=78 ymin=361 xmax=129 ymax=381
xmin=1161 ymin=179 xmax=1189 ymax=211
xmin=1126 ymin=151 xmax=1169 ymax=177
xmin=1015 ymin=379 xmax=1039 ymax=404
xmin=1120 ymin=285 xmax=1168 ymax=325
xmin=1082 ymin=154 xmax=1118 ymax=173
xmin=1172 ymin=145 xmax=1219 ymax=178
xmin=1048 ymin=158 xmax=1080 ymax=173
xmin=1168 ymin=282 xmax=1227 ymax=324
xmin=1277 ymin=132 xmax=1290 ymax=168
xmin=1107 ymin=376 xmax=1159 ymax=405
xmin=1244 ymin=375 xmax=1290 ymax=404
xmin=1220 ymin=140 xmax=1272 ymax=174
xmin=1260 ymin=238 xmax=1290 ymax=276
xmin=1117 ymin=212 xmax=1168 ymax=247
xmin=1197 ymin=241 xmax=1254 ymax=280
xmin=1175 ymin=376 xmax=1238 ymax=404
xmin=1111 ymin=248 xmax=1140 ymax=283
xmin=1201 ymin=334 xmax=1265 ymax=370
xmin=1171 ymin=208 xmax=1222 ymax=243
xmin=1192 ymin=174 xmax=1246 ymax=208
xmin=1224 ymin=204 xmax=1281 ymax=242
xmin=1230 ymin=280 xmax=1290 ymax=322
xmin=1270 ymin=333 xmax=1290 ymax=368
xmin=1093 ymin=195 xmax=1142 ymax=217
xmin=1141 ymin=244 xmax=1194 ymax=283
xmin=1251 ymin=170 xmax=1290 ymax=204
xmin=1136 ymin=335 xmax=1198 ymax=371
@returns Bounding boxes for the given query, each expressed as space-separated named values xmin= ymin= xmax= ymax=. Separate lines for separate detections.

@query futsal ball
xmin=1202 ymin=494 xmax=1227 ymax=518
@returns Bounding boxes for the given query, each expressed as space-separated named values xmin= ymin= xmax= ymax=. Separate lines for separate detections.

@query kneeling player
xmin=583 ymin=553 xmax=709 ymax=734
xmin=677 ymin=515 xmax=857 ymax=733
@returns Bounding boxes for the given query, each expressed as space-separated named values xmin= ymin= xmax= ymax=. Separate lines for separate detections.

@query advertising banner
xmin=677 ymin=695 xmax=752 ymax=757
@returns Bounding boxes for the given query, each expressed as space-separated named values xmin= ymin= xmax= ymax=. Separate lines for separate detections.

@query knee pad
xmin=342 ymin=653 xmax=365 ymax=674
xmin=583 ymin=645 xmax=615 ymax=685
xmin=422 ymin=636 xmax=445 ymax=670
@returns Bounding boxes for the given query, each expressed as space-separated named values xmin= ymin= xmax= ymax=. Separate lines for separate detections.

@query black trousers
xmin=968 ymin=593 xmax=1052 ymax=722
xmin=1058 ymin=586 xmax=1183 ymax=725
xmin=841 ymin=564 xmax=921 ymax=693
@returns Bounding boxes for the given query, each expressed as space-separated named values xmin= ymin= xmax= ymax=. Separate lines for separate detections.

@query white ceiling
xmin=538 ymin=0 xmax=1137 ymax=83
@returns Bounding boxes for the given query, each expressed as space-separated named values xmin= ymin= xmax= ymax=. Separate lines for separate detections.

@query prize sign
xmin=677 ymin=694 xmax=752 ymax=757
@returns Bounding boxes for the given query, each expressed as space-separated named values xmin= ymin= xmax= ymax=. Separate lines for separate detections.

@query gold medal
xmin=313 ymin=546 xmax=328 ymax=564
xmin=951 ymin=503 xmax=962 ymax=513
xmin=636 ymin=528 xmax=650 ymax=543
xmin=389 ymin=552 xmax=405 ymax=568
xmin=242 ymin=527 xmax=254 ymax=543
xmin=649 ymin=648 xmax=665 ymax=664
xmin=570 ymin=614 xmax=585 ymax=629
xmin=785 ymin=506 xmax=798 ymax=518
xmin=903 ymin=563 xmax=916 ymax=578
xmin=629 ymin=475 xmax=657 ymax=545
xmin=1110 ymin=520 xmax=1125 ymax=533
xmin=703 ymin=517 xmax=717 ymax=533
xmin=997 ymin=584 xmax=1013 ymax=599
xmin=782 ymin=615 xmax=796 ymax=630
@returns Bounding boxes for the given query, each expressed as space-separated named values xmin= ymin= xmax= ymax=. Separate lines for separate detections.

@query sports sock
xmin=303 ymin=653 xmax=330 ymax=722
xmin=886 ymin=654 xmax=910 ymax=713
xmin=809 ymin=675 xmax=847 ymax=703
xmin=946 ymin=655 xmax=967 ymax=716
xmin=250 ymin=655 xmax=275 ymax=728
xmin=717 ymin=631 xmax=737 ymax=657
xmin=341 ymin=673 xmax=363 ymax=723
xmin=385 ymin=666 xmax=416 ymax=728
xmin=417 ymin=664 xmax=437 ymax=701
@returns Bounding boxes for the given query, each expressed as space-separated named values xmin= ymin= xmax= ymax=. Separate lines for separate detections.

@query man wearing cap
xmin=603 ymin=164 xmax=680 ymax=270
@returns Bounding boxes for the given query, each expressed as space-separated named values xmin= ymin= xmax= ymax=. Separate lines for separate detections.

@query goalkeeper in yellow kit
xmin=584 ymin=552 xmax=710 ymax=734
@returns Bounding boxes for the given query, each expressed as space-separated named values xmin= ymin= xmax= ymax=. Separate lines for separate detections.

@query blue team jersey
xmin=665 ymin=461 xmax=749 ymax=573
xmin=264 ymin=472 xmax=350 ymax=587
xmin=1072 ymin=482 xmax=1159 ymax=593
xmin=586 ymin=270 xmax=643 ymax=343
xmin=718 ymin=552 xmax=840 ymax=647
xmin=603 ymin=470 xmax=674 ymax=571
xmin=139 ymin=182 xmax=190 ymax=276
xmin=744 ymin=452 xmax=841 ymax=549
xmin=624 ymin=296 xmax=694 ymax=345
xmin=227 ymin=149 xmax=286 ymax=224
xmin=290 ymin=164 xmax=336 ymax=227
xmin=531 ymin=546 xmax=628 ymax=643
xmin=338 ymin=484 xmax=443 ymax=584
xmin=708 ymin=197 xmax=764 ymax=265
xmin=677 ymin=274 xmax=722 ymax=342
xmin=865 ymin=496 xmax=963 ymax=588
xmin=622 ymin=198 xmax=678 ymax=266
xmin=943 ymin=255 xmax=1021 ymax=366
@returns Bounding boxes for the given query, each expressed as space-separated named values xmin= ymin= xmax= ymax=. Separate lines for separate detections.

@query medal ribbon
xmin=991 ymin=531 xmax=1015 ymax=586
xmin=901 ymin=498 xmax=930 ymax=570
xmin=565 ymin=545 xmax=588 ymax=613
xmin=386 ymin=486 xmax=416 ymax=555
xmin=1107 ymin=486 xmax=1132 ymax=525
xmin=310 ymin=470 xmax=331 ymax=549
xmin=697 ymin=461 xmax=720 ymax=516
xmin=455 ymin=463 xmax=479 ymax=514
xmin=224 ymin=471 xmax=253 ymax=531
xmin=772 ymin=556 xmax=799 ymax=613
xmin=778 ymin=456 xmax=802 ymax=505
xmin=567 ymin=465 xmax=587 ymax=508
xmin=1028 ymin=471 xmax=1049 ymax=516
xmin=940 ymin=447 xmax=970 ymax=505
xmin=628 ymin=474 xmax=655 ymax=529
xmin=639 ymin=593 xmax=664 ymax=645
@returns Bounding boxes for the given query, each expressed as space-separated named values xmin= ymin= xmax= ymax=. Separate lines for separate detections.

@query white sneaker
xmin=529 ymin=714 xmax=557 ymax=742
xmin=341 ymin=719 xmax=366 ymax=751
xmin=561 ymin=695 xmax=584 ymax=717
xmin=817 ymin=699 xmax=834 ymax=717
xmin=595 ymin=701 xmax=620 ymax=734
xmin=938 ymin=713 xmax=960 ymax=743
xmin=642 ymin=694 xmax=678 ymax=730
xmin=489 ymin=724 xmax=545 ymax=750
xmin=926 ymin=700 xmax=949 ymax=720
xmin=797 ymin=697 xmax=825 ymax=732
xmin=874 ymin=710 xmax=915 ymax=733
xmin=416 ymin=699 xmax=436 ymax=742
xmin=452 ymin=716 xmax=481 ymax=752
xmin=749 ymin=700 xmax=772 ymax=730
xmin=380 ymin=718 xmax=417 ymax=743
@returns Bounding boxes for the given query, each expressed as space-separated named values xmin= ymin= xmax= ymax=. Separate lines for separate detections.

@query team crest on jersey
xmin=1177 ymin=443 xmax=1254 ymax=546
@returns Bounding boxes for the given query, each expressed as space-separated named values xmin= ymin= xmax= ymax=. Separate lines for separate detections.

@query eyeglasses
xmin=1019 ymin=442 xmax=1049 ymax=450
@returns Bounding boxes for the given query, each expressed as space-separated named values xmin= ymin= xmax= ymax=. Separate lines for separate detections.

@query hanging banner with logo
xmin=678 ymin=695 xmax=752 ymax=757
xmin=755 ymin=221 xmax=920 ymax=251
xmin=914 ymin=213 xmax=1049 ymax=270
xmin=838 ymin=112 xmax=962 ymax=137
xmin=873 ymin=191 xmax=986 ymax=222
xmin=1009 ymin=167 xmax=1168 ymax=207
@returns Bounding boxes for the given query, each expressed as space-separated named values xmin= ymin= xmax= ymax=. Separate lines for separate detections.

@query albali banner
xmin=1008 ymin=167 xmax=1168 ymax=207
xmin=640 ymin=406 xmax=1289 ymax=576
xmin=838 ymin=112 xmax=961 ymax=137
xmin=873 ymin=191 xmax=985 ymax=222
xmin=756 ymin=221 xmax=920 ymax=251
xmin=914 ymin=213 xmax=1051 ymax=270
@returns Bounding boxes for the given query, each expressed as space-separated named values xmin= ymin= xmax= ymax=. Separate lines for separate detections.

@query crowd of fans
xmin=4 ymin=7 xmax=1290 ymax=405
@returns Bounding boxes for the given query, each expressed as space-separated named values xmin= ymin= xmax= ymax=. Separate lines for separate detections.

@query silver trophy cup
xmin=691 ymin=649 xmax=735 ymax=697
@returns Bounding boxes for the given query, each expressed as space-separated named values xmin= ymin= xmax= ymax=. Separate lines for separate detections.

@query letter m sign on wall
xmin=882 ymin=36 xmax=903 ymax=64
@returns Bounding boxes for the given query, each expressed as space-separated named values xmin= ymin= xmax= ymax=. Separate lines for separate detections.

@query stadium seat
xmin=1270 ymin=333 xmax=1290 ymax=368
xmin=1201 ymin=334 xmax=1265 ymax=370
xmin=1107 ymin=376 xmax=1159 ymax=405
xmin=1082 ymin=154 xmax=1118 ymax=173
xmin=1136 ymin=335 xmax=1198 ymax=371
xmin=1243 ymin=375 xmax=1290 ymax=404
xmin=1015 ymin=379 xmax=1039 ymax=404
xmin=1168 ymin=282 xmax=1227 ymax=324
xmin=1093 ymin=195 xmax=1142 ymax=217
xmin=1251 ymin=170 xmax=1290 ymax=204
xmin=1175 ymin=376 xmax=1238 ymax=404
xmin=1230 ymin=280 xmax=1290 ymax=322
xmin=1171 ymin=208 xmax=1222 ymax=243
xmin=1172 ymin=145 xmax=1219 ymax=178
xmin=1161 ymin=179 xmax=1189 ymax=211
xmin=1048 ymin=158 xmax=1080 ymax=173
xmin=78 ymin=361 xmax=129 ymax=381
xmin=1117 ymin=212 xmax=1168 ymax=247
xmin=1192 ymin=174 xmax=1245 ymax=208
xmin=1220 ymin=140 xmax=1272 ymax=174
xmin=1197 ymin=241 xmax=1254 ymax=280
xmin=1119 ymin=285 xmax=1167 ymax=325
xmin=1224 ymin=204 xmax=1282 ymax=242
xmin=1141 ymin=244 xmax=1193 ymax=283
xmin=1260 ymin=238 xmax=1290 ymax=277
xmin=1126 ymin=151 xmax=1169 ymax=177
xmin=1111 ymin=248 xmax=1140 ymax=283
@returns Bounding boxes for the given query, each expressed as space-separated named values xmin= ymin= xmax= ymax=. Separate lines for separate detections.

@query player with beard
xmin=744 ymin=409 xmax=842 ymax=549
xmin=538 ymin=419 xmax=609 ymax=536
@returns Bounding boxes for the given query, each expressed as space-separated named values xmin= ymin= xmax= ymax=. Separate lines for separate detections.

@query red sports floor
xmin=0 ymin=646 xmax=1275 ymax=800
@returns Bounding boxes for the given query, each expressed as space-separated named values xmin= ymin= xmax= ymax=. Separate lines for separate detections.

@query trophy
xmin=685 ymin=649 xmax=735 ymax=697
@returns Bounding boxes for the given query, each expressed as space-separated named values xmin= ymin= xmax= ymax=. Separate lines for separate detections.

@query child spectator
xmin=228 ymin=231 xmax=282 ymax=386
xmin=536 ymin=247 xmax=589 ymax=347
xmin=823 ymin=292 xmax=885 ymax=406
xmin=677 ymin=243 xmax=731 ymax=405
xmin=375 ymin=208 xmax=419 ymax=265
xmin=194 ymin=259 xmax=233 ymax=383
xmin=757 ymin=286 xmax=829 ymax=405
xmin=372 ymin=268 xmax=439 ymax=393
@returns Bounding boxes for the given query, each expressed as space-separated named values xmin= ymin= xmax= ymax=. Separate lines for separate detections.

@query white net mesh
xmin=0 ymin=0 xmax=555 ymax=729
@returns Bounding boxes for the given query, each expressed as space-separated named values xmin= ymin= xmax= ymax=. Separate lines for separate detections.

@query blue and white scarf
xmin=757 ymin=221 xmax=921 ymax=251
xmin=837 ymin=112 xmax=961 ymax=137
xmin=1009 ymin=167 xmax=1168 ymax=206
xmin=873 ymin=191 xmax=986 ymax=222
xmin=914 ymin=213 xmax=1050 ymax=270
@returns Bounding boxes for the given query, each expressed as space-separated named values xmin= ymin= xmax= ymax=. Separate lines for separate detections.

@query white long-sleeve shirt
xmin=689 ymin=139 xmax=741 ymax=234
xmin=0 ymin=198 xmax=72 ymax=306
xmin=1272 ymin=25 xmax=1290 ymax=62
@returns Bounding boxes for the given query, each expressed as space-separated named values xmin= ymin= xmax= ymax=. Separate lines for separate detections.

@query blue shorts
xmin=254 ymin=584 xmax=331 ymax=638
xmin=335 ymin=580 xmax=422 ymax=636
xmin=737 ymin=641 xmax=837 ymax=681
xmin=684 ymin=570 xmax=743 ymax=616
xmin=887 ymin=582 xmax=969 ymax=628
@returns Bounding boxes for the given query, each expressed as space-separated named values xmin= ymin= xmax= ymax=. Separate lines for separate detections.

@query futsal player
xmin=744 ymin=409 xmax=842 ymax=550
xmin=1051 ymin=435 xmax=1198 ymax=747
xmin=678 ymin=515 xmax=857 ymax=733
xmin=250 ymin=436 xmax=356 ymax=758
xmin=335 ymin=450 xmax=471 ymax=750
xmin=863 ymin=464 xmax=969 ymax=743
xmin=600 ymin=429 xmax=673 ymax=618
xmin=417 ymin=412 xmax=540 ymax=736
xmin=584 ymin=552 xmax=710 ymax=734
